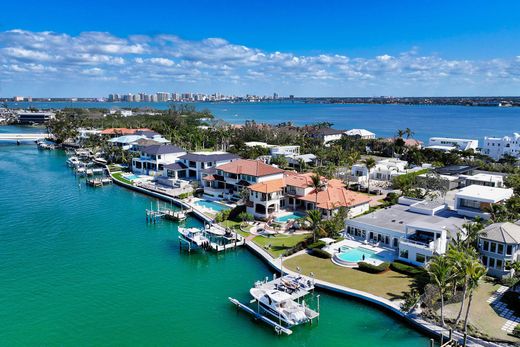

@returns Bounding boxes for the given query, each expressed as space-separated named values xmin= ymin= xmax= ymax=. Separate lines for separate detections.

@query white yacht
xmin=66 ymin=156 xmax=80 ymax=167
xmin=249 ymin=288 xmax=311 ymax=326
xmin=178 ymin=227 xmax=210 ymax=250
xmin=205 ymin=224 xmax=226 ymax=236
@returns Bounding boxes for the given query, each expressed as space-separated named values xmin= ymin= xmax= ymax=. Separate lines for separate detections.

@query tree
xmin=238 ymin=211 xmax=253 ymax=226
xmin=427 ymin=255 xmax=455 ymax=327
xmin=362 ymin=157 xmax=377 ymax=194
xmin=463 ymin=260 xmax=487 ymax=334
xmin=308 ymin=173 xmax=326 ymax=223
xmin=305 ymin=209 xmax=323 ymax=242
xmin=344 ymin=151 xmax=360 ymax=188
xmin=447 ymin=247 xmax=478 ymax=326
xmin=404 ymin=128 xmax=415 ymax=139
xmin=504 ymin=174 xmax=520 ymax=195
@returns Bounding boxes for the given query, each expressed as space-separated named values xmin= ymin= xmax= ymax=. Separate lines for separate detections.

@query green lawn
xmin=283 ymin=253 xmax=414 ymax=301
xmin=218 ymin=220 xmax=251 ymax=237
xmin=252 ymin=233 xmax=311 ymax=258
xmin=441 ymin=280 xmax=519 ymax=343
xmin=111 ymin=172 xmax=133 ymax=185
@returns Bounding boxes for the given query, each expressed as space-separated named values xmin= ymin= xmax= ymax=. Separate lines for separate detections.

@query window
xmin=497 ymin=244 xmax=504 ymax=255
xmin=490 ymin=242 xmax=497 ymax=253
xmin=400 ymin=250 xmax=408 ymax=259
xmin=460 ymin=198 xmax=480 ymax=209
xmin=483 ymin=241 xmax=489 ymax=251
xmin=416 ymin=254 xmax=426 ymax=263
xmin=496 ymin=259 xmax=503 ymax=270
xmin=393 ymin=238 xmax=398 ymax=248
xmin=482 ymin=256 xmax=488 ymax=266
xmin=489 ymin=258 xmax=495 ymax=268
xmin=506 ymin=245 xmax=513 ymax=255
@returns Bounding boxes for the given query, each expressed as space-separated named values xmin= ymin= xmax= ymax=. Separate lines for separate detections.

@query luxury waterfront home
xmin=202 ymin=159 xmax=285 ymax=201
xmin=247 ymin=171 xmax=371 ymax=220
xmin=131 ymin=144 xmax=187 ymax=176
xmin=345 ymin=197 xmax=468 ymax=267
xmin=454 ymin=185 xmax=514 ymax=220
xmin=479 ymin=222 xmax=520 ymax=278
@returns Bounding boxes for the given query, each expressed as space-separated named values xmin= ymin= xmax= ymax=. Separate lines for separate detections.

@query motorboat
xmin=93 ymin=157 xmax=108 ymax=165
xmin=66 ymin=156 xmax=80 ymax=167
xmin=249 ymin=288 xmax=311 ymax=326
xmin=205 ymin=224 xmax=226 ymax=236
xmin=178 ymin=227 xmax=210 ymax=250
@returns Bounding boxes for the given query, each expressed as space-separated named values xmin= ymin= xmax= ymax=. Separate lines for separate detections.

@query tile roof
xmin=141 ymin=144 xmax=186 ymax=155
xmin=216 ymin=159 xmax=284 ymax=177
xmin=163 ymin=162 xmax=187 ymax=170
xmin=297 ymin=179 xmax=371 ymax=210
xmin=101 ymin=128 xmax=153 ymax=135
xmin=249 ymin=179 xmax=286 ymax=193
xmin=481 ymin=222 xmax=520 ymax=244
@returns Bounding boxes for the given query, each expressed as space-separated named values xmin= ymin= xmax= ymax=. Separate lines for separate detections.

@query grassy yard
xmin=252 ymin=233 xmax=311 ymax=258
xmin=283 ymin=253 xmax=414 ymax=301
xmin=218 ymin=220 xmax=251 ymax=237
xmin=111 ymin=172 xmax=133 ymax=185
xmin=441 ymin=280 xmax=519 ymax=343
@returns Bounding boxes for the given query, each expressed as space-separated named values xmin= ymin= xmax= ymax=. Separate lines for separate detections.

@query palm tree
xmin=447 ymin=248 xmax=477 ymax=326
xmin=307 ymin=174 xmax=325 ymax=241
xmin=427 ymin=255 xmax=455 ymax=327
xmin=362 ymin=157 xmax=377 ymax=194
xmin=297 ymin=158 xmax=307 ymax=173
xmin=305 ymin=209 xmax=322 ymax=242
xmin=463 ymin=260 xmax=487 ymax=334
xmin=344 ymin=151 xmax=360 ymax=189
xmin=404 ymin=128 xmax=415 ymax=139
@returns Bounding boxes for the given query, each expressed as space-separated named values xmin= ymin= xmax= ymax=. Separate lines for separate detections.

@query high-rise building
xmin=156 ymin=92 xmax=170 ymax=102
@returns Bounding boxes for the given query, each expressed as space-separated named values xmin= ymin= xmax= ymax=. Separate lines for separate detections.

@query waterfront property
xmin=479 ymin=222 xmax=520 ymax=278
xmin=344 ymin=128 xmax=376 ymax=139
xmin=16 ymin=111 xmax=55 ymax=124
xmin=177 ymin=152 xmax=239 ymax=182
xmin=345 ymin=197 xmax=468 ymax=266
xmin=482 ymin=132 xmax=520 ymax=160
xmin=307 ymin=127 xmax=345 ymax=145
xmin=350 ymin=158 xmax=428 ymax=185
xmin=426 ymin=137 xmax=479 ymax=152
xmin=270 ymin=145 xmax=300 ymax=157
xmin=131 ymin=144 xmax=187 ymax=176
xmin=247 ymin=171 xmax=371 ymax=220
xmin=454 ymin=184 xmax=514 ymax=219
xmin=202 ymin=159 xmax=285 ymax=201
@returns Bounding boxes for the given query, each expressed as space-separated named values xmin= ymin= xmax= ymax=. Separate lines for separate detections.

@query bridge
xmin=0 ymin=133 xmax=49 ymax=142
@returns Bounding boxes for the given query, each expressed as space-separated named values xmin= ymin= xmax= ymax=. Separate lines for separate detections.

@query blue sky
xmin=1 ymin=0 xmax=520 ymax=97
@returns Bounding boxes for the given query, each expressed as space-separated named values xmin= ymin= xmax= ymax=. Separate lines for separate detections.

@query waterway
xmin=6 ymin=101 xmax=520 ymax=142
xmin=0 ymin=137 xmax=431 ymax=346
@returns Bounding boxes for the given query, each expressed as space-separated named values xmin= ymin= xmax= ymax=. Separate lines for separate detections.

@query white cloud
xmin=0 ymin=29 xmax=519 ymax=95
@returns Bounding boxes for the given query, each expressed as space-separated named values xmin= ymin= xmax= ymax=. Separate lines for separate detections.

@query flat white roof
xmin=456 ymin=185 xmax=513 ymax=202
xmin=345 ymin=129 xmax=375 ymax=136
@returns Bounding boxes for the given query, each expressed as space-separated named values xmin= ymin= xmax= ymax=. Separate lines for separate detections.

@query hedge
xmin=307 ymin=240 xmax=326 ymax=250
xmin=390 ymin=260 xmax=426 ymax=277
xmin=311 ymin=248 xmax=331 ymax=259
xmin=357 ymin=261 xmax=389 ymax=274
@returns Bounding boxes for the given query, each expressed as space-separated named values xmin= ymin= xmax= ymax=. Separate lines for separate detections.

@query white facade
xmin=455 ymin=185 xmax=514 ymax=219
xmin=270 ymin=145 xmax=300 ymax=157
xmin=344 ymin=129 xmax=376 ymax=139
xmin=426 ymin=137 xmax=479 ymax=152
xmin=482 ymin=132 xmax=520 ymax=160
xmin=460 ymin=173 xmax=505 ymax=188
xmin=132 ymin=148 xmax=187 ymax=176
xmin=351 ymin=158 xmax=410 ymax=183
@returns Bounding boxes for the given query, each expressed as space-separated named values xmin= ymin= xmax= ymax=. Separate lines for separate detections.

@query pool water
xmin=124 ymin=174 xmax=139 ymax=180
xmin=195 ymin=199 xmax=230 ymax=212
xmin=275 ymin=212 xmax=305 ymax=222
xmin=337 ymin=246 xmax=383 ymax=263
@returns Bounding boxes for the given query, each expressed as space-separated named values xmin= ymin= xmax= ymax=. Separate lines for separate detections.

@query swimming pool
xmin=123 ymin=174 xmax=139 ymax=180
xmin=275 ymin=212 xmax=305 ymax=222
xmin=336 ymin=246 xmax=383 ymax=263
xmin=195 ymin=199 xmax=230 ymax=212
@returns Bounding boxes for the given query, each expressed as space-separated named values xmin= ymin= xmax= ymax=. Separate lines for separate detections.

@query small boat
xmin=205 ymin=224 xmax=226 ymax=236
xmin=93 ymin=157 xmax=108 ymax=165
xmin=66 ymin=156 xmax=80 ymax=167
xmin=178 ymin=227 xmax=210 ymax=251
xmin=249 ymin=288 xmax=312 ymax=326
xmin=76 ymin=167 xmax=86 ymax=176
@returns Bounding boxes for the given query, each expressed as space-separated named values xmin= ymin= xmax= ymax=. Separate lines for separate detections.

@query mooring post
xmin=429 ymin=338 xmax=434 ymax=347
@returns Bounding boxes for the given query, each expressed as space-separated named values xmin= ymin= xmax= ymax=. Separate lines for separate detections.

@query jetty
xmin=86 ymin=177 xmax=113 ymax=187
xmin=0 ymin=133 xmax=48 ymax=142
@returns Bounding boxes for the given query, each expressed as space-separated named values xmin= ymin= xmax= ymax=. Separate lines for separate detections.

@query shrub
xmin=284 ymin=239 xmax=311 ymax=256
xmin=307 ymin=240 xmax=326 ymax=250
xmin=215 ymin=209 xmax=231 ymax=223
xmin=177 ymin=192 xmax=192 ymax=199
xmin=357 ymin=262 xmax=389 ymax=274
xmin=227 ymin=205 xmax=246 ymax=222
xmin=311 ymin=248 xmax=331 ymax=259
xmin=513 ymin=325 xmax=520 ymax=338
xmin=390 ymin=260 xmax=426 ymax=277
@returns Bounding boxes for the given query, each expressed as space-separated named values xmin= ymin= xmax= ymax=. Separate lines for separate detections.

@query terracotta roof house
xmin=202 ymin=159 xmax=285 ymax=201
xmin=246 ymin=171 xmax=371 ymax=220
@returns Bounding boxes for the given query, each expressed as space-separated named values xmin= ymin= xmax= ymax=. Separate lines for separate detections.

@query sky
xmin=1 ymin=0 xmax=520 ymax=97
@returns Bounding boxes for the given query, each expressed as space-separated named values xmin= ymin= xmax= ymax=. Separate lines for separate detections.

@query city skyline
xmin=1 ymin=0 xmax=520 ymax=97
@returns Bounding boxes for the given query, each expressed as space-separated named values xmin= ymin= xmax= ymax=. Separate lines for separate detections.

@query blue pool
xmin=124 ymin=174 xmax=139 ymax=180
xmin=337 ymin=246 xmax=383 ymax=263
xmin=275 ymin=212 xmax=305 ymax=222
xmin=195 ymin=199 xmax=230 ymax=212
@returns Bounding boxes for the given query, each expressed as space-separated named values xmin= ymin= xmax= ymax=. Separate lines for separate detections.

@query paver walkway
xmin=486 ymin=285 xmax=519 ymax=334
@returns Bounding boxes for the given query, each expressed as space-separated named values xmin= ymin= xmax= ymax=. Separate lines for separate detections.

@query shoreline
xmin=109 ymin=169 xmax=505 ymax=347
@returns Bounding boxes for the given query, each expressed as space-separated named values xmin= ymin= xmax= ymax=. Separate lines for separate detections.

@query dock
xmin=253 ymin=274 xmax=315 ymax=301
xmin=228 ymin=297 xmax=293 ymax=335
xmin=86 ymin=177 xmax=113 ymax=187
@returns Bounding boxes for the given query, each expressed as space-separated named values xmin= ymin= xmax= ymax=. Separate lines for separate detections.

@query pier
xmin=0 ymin=133 xmax=49 ymax=142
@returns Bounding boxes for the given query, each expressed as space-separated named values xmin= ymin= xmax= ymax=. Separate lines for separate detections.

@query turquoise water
xmin=275 ymin=212 xmax=305 ymax=222
xmin=5 ymin=101 xmax=520 ymax=141
xmin=338 ymin=246 xmax=384 ymax=263
xmin=195 ymin=199 xmax=230 ymax=212
xmin=124 ymin=174 xmax=139 ymax=180
xmin=0 ymin=132 xmax=430 ymax=346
